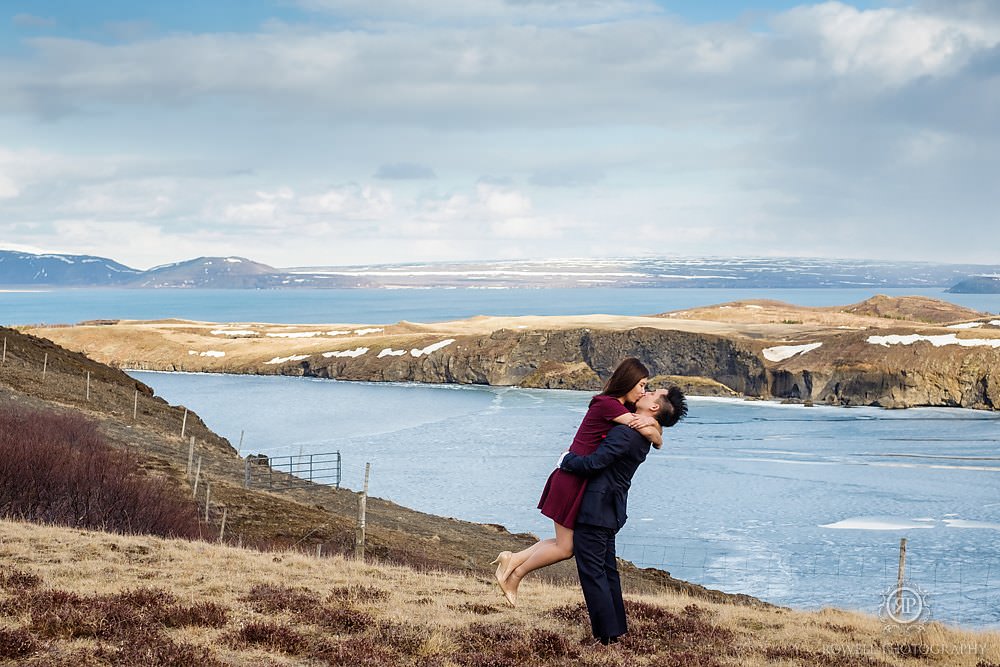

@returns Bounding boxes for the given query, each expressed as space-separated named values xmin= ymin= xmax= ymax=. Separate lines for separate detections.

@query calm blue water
xmin=133 ymin=371 xmax=1000 ymax=628
xmin=3 ymin=287 xmax=1000 ymax=326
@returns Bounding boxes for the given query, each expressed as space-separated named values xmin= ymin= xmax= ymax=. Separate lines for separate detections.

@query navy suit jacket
xmin=560 ymin=424 xmax=651 ymax=532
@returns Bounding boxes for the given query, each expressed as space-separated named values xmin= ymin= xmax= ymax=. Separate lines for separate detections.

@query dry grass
xmin=1 ymin=519 xmax=997 ymax=666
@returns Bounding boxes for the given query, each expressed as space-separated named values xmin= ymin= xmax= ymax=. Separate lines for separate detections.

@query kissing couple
xmin=493 ymin=357 xmax=687 ymax=645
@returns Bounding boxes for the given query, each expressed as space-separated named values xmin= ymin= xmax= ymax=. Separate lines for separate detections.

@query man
xmin=558 ymin=386 xmax=687 ymax=645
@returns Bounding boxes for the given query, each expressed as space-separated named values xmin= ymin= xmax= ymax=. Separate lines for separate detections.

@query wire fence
xmin=617 ymin=535 xmax=1000 ymax=627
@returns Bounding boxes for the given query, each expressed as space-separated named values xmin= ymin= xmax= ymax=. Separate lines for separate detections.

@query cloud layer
xmin=1 ymin=1 xmax=998 ymax=267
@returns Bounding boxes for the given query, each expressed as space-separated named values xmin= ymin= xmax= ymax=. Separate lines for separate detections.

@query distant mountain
xmin=4 ymin=250 xmax=1000 ymax=290
xmin=947 ymin=276 xmax=1000 ymax=294
xmin=287 ymin=257 xmax=1000 ymax=289
xmin=134 ymin=256 xmax=279 ymax=288
xmin=133 ymin=256 xmax=371 ymax=289
xmin=0 ymin=250 xmax=140 ymax=286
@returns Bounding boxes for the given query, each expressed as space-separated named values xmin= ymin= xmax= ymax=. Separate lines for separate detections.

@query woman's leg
xmin=500 ymin=522 xmax=574 ymax=601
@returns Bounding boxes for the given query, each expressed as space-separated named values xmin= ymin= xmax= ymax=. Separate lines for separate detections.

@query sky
xmin=0 ymin=0 xmax=998 ymax=269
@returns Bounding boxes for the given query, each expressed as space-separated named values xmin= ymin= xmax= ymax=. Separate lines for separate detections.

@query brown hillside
xmin=840 ymin=295 xmax=985 ymax=324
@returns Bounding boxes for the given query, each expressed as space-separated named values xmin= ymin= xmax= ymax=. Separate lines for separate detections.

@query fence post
xmin=219 ymin=508 xmax=227 ymax=542
xmin=187 ymin=437 xmax=195 ymax=479
xmin=895 ymin=537 xmax=907 ymax=615
xmin=180 ymin=408 xmax=188 ymax=438
xmin=244 ymin=458 xmax=251 ymax=489
xmin=133 ymin=390 xmax=138 ymax=420
xmin=2 ymin=337 xmax=6 ymax=364
xmin=193 ymin=456 xmax=202 ymax=497
xmin=316 ymin=544 xmax=322 ymax=558
xmin=85 ymin=371 xmax=90 ymax=400
xmin=355 ymin=462 xmax=371 ymax=561
xmin=42 ymin=352 xmax=48 ymax=379
xmin=238 ymin=429 xmax=244 ymax=455
xmin=205 ymin=483 xmax=211 ymax=522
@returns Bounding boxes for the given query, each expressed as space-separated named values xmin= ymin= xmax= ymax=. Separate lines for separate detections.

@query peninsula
xmin=28 ymin=295 xmax=1000 ymax=411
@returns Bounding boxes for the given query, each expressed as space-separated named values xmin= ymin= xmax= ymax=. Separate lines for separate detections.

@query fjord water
xmin=4 ymin=286 xmax=1000 ymax=325
xmin=132 ymin=371 xmax=1000 ymax=627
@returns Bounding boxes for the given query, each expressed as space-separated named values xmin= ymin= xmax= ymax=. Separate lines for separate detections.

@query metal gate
xmin=244 ymin=452 xmax=342 ymax=490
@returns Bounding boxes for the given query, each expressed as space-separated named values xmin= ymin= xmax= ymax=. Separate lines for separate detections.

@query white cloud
xmin=774 ymin=2 xmax=994 ymax=85
xmin=299 ymin=185 xmax=394 ymax=219
xmin=1 ymin=2 xmax=999 ymax=265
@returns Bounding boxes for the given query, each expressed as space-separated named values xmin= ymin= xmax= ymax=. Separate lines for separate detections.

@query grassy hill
xmin=3 ymin=520 xmax=999 ymax=666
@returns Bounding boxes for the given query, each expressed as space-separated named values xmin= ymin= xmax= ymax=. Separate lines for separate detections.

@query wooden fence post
xmin=193 ymin=456 xmax=202 ymax=497
xmin=180 ymin=408 xmax=188 ymax=438
xmin=2 ymin=337 xmax=6 ymax=364
xmin=219 ymin=508 xmax=227 ymax=542
xmin=42 ymin=353 xmax=48 ymax=379
xmin=205 ymin=483 xmax=211 ymax=522
xmin=355 ymin=462 xmax=371 ymax=561
xmin=895 ymin=537 xmax=907 ymax=615
xmin=187 ymin=437 xmax=195 ymax=479
xmin=133 ymin=390 xmax=138 ymax=420
xmin=86 ymin=371 xmax=90 ymax=401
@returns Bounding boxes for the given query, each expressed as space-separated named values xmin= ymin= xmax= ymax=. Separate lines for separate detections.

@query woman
xmin=492 ymin=357 xmax=662 ymax=606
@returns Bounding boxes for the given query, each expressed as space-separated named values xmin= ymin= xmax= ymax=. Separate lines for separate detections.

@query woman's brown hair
xmin=601 ymin=357 xmax=649 ymax=398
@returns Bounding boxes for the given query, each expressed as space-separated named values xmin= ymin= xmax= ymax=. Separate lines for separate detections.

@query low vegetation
xmin=0 ymin=405 xmax=201 ymax=538
xmin=1 ymin=520 xmax=998 ymax=666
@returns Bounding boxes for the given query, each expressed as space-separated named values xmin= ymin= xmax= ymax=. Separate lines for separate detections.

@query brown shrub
xmin=452 ymin=602 xmax=501 ymax=615
xmin=304 ymin=606 xmax=375 ymax=634
xmin=547 ymin=601 xmax=590 ymax=625
xmin=161 ymin=601 xmax=229 ymax=628
xmin=13 ymin=586 xmax=228 ymax=640
xmin=617 ymin=599 xmax=734 ymax=655
xmin=764 ymin=645 xmax=893 ymax=667
xmin=242 ymin=583 xmax=322 ymax=614
xmin=225 ymin=621 xmax=306 ymax=655
xmin=648 ymin=652 xmax=724 ymax=667
xmin=0 ymin=406 xmax=201 ymax=538
xmin=452 ymin=623 xmax=578 ymax=667
xmin=19 ymin=650 xmax=105 ymax=667
xmin=32 ymin=600 xmax=133 ymax=639
xmin=327 ymin=584 xmax=390 ymax=604
xmin=0 ymin=568 xmax=42 ymax=590
xmin=307 ymin=635 xmax=402 ymax=666
xmin=0 ymin=627 xmax=37 ymax=660
xmin=97 ymin=627 xmax=224 ymax=667
xmin=375 ymin=620 xmax=432 ymax=654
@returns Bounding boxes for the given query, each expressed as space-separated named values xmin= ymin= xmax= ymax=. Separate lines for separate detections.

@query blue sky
xmin=1 ymin=0 xmax=997 ymax=268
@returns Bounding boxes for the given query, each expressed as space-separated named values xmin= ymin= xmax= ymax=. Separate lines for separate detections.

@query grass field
xmin=2 ymin=519 xmax=999 ymax=666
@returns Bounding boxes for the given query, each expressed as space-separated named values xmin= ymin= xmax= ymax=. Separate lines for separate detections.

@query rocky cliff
xmin=303 ymin=327 xmax=768 ymax=396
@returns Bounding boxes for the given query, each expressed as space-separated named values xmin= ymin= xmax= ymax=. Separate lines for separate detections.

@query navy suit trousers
xmin=574 ymin=523 xmax=627 ymax=640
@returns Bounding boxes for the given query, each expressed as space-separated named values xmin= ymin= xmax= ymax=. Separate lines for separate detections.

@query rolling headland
xmin=27 ymin=295 xmax=1000 ymax=411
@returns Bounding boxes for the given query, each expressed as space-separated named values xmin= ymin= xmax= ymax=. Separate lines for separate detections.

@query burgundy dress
xmin=537 ymin=394 xmax=630 ymax=527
